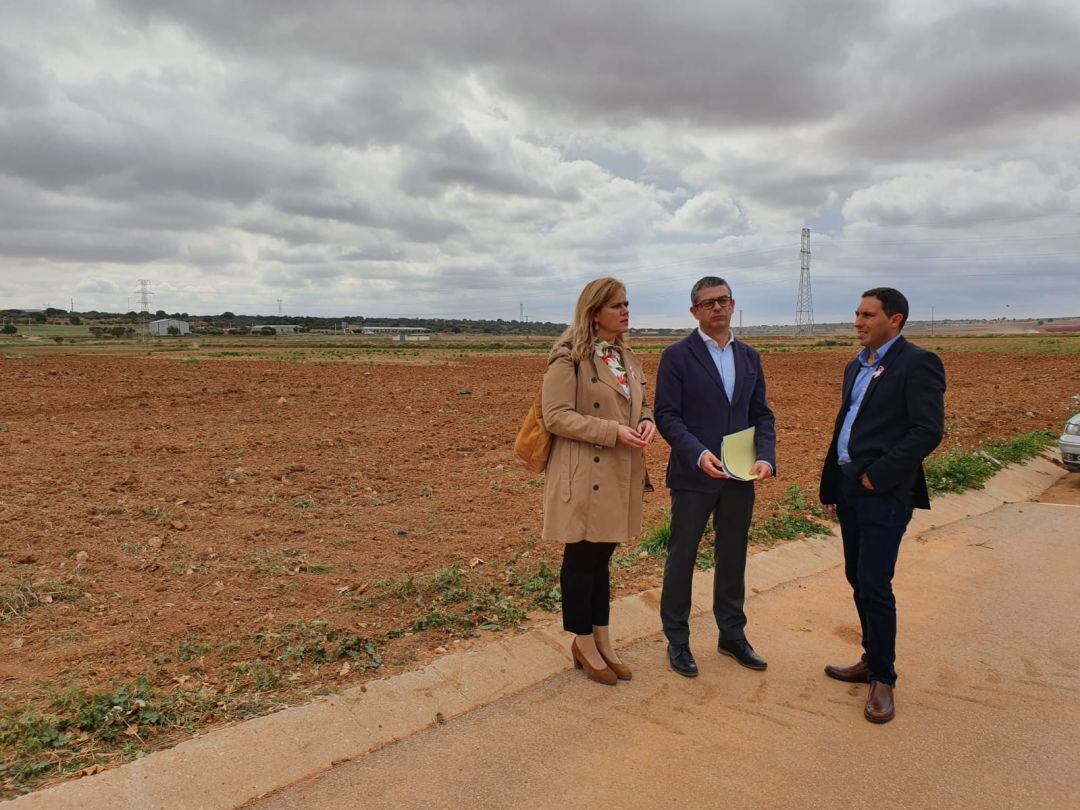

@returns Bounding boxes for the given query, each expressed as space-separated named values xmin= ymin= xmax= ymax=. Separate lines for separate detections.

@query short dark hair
xmin=691 ymin=276 xmax=732 ymax=305
xmin=862 ymin=287 xmax=909 ymax=329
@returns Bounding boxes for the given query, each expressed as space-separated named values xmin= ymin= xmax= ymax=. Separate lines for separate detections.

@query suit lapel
xmin=687 ymin=332 xmax=730 ymax=404
xmin=731 ymin=340 xmax=748 ymax=403
xmin=859 ymin=336 xmax=908 ymax=413
xmin=841 ymin=359 xmax=860 ymax=406
xmin=626 ymin=350 xmax=643 ymax=419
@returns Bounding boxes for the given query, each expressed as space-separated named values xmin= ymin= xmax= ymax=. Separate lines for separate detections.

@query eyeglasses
xmin=693 ymin=296 xmax=732 ymax=310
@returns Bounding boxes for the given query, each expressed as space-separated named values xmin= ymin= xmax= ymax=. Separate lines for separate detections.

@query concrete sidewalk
xmin=10 ymin=455 xmax=1068 ymax=808
xmin=253 ymin=499 xmax=1080 ymax=809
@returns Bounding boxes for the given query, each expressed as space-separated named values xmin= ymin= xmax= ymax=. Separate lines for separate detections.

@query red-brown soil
xmin=2 ymin=345 xmax=1078 ymax=793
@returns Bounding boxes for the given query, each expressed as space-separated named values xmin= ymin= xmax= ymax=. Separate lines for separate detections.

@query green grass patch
xmin=176 ymin=635 xmax=213 ymax=663
xmin=926 ymin=429 xmax=1055 ymax=495
xmin=8 ymin=324 xmax=92 ymax=338
xmin=255 ymin=547 xmax=333 ymax=577
xmin=151 ymin=343 xmax=193 ymax=352
xmin=368 ymin=564 xmax=532 ymax=635
xmin=142 ymin=506 xmax=172 ymax=522
xmin=511 ymin=561 xmax=561 ymax=612
xmin=758 ymin=512 xmax=831 ymax=541
xmin=636 ymin=511 xmax=717 ymax=568
xmin=1 ymin=579 xmax=82 ymax=625
xmin=463 ymin=588 xmax=528 ymax=631
xmin=640 ymin=484 xmax=834 ymax=556
xmin=756 ymin=485 xmax=833 ymax=543
xmin=0 ymin=676 xmax=276 ymax=797
xmin=411 ymin=587 xmax=527 ymax=633
xmin=425 ymin=566 xmax=468 ymax=603
xmin=639 ymin=510 xmax=672 ymax=555
xmin=255 ymin=620 xmax=382 ymax=669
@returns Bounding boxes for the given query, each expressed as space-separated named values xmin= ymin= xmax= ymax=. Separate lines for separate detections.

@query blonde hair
xmin=554 ymin=277 xmax=629 ymax=364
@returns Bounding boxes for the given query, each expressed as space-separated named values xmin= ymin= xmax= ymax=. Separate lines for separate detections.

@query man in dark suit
xmin=819 ymin=287 xmax=946 ymax=724
xmin=654 ymin=276 xmax=776 ymax=677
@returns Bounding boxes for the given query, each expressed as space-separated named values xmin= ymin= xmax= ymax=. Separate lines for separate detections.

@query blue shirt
xmin=695 ymin=329 xmax=773 ymax=474
xmin=698 ymin=327 xmax=736 ymax=401
xmin=837 ymin=334 xmax=901 ymax=465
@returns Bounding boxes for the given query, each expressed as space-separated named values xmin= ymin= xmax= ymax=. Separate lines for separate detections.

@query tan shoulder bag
xmin=513 ymin=386 xmax=551 ymax=473
xmin=513 ymin=349 xmax=576 ymax=473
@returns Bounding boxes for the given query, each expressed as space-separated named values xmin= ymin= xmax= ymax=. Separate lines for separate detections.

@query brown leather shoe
xmin=571 ymin=639 xmax=617 ymax=686
xmin=598 ymin=648 xmax=632 ymax=681
xmin=824 ymin=658 xmax=871 ymax=683
xmin=864 ymin=681 xmax=895 ymax=723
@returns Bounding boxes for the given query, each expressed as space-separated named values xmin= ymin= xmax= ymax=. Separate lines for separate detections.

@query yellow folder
xmin=720 ymin=426 xmax=760 ymax=481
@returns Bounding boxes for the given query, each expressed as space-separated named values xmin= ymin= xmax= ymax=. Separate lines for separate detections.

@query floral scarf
xmin=594 ymin=340 xmax=630 ymax=399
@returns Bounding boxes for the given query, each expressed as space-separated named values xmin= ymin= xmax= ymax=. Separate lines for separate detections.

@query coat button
xmin=591 ymin=377 xmax=598 ymax=383
xmin=594 ymin=456 xmax=600 ymax=463
xmin=592 ymin=484 xmax=599 ymax=491
xmin=593 ymin=402 xmax=600 ymax=408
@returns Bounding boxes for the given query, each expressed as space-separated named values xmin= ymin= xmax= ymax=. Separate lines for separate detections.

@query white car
xmin=1062 ymin=413 xmax=1080 ymax=473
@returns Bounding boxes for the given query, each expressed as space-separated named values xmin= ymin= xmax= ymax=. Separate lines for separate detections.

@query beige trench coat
xmin=541 ymin=345 xmax=653 ymax=544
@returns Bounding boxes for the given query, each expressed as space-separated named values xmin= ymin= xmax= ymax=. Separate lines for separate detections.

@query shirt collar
xmin=858 ymin=333 xmax=901 ymax=365
xmin=697 ymin=327 xmax=736 ymax=350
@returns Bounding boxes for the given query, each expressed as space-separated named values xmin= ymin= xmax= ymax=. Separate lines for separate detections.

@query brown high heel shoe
xmin=597 ymin=648 xmax=632 ymax=681
xmin=571 ymin=639 xmax=618 ymax=686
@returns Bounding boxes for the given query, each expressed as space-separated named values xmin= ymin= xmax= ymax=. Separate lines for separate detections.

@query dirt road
xmin=252 ymin=499 xmax=1080 ymax=809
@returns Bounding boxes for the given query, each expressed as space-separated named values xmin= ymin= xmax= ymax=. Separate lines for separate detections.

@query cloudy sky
xmin=1 ymin=0 xmax=1078 ymax=326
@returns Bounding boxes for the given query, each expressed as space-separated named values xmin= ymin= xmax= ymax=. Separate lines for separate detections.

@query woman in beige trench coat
xmin=542 ymin=277 xmax=655 ymax=685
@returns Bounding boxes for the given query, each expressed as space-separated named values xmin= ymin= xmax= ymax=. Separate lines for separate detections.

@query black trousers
xmin=560 ymin=541 xmax=617 ymax=635
xmin=835 ymin=470 xmax=914 ymax=686
xmin=661 ymin=483 xmax=755 ymax=646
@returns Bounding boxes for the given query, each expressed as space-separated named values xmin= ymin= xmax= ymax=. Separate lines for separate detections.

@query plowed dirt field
xmin=2 ymin=343 xmax=1077 ymax=794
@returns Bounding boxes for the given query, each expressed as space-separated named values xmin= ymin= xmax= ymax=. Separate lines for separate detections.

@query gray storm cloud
xmin=0 ymin=0 xmax=1077 ymax=323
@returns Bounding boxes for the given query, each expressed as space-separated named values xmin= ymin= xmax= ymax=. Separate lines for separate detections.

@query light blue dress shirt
xmin=696 ymin=329 xmax=773 ymax=475
xmin=698 ymin=327 xmax=736 ymax=401
xmin=837 ymin=334 xmax=901 ymax=465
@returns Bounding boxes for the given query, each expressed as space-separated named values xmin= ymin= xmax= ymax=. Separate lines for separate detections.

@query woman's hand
xmin=617 ymin=425 xmax=648 ymax=448
xmin=636 ymin=420 xmax=656 ymax=444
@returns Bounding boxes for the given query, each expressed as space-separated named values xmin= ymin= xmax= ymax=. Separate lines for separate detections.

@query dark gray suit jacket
xmin=654 ymin=332 xmax=776 ymax=492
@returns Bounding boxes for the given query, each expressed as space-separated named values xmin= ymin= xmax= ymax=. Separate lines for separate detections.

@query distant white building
xmin=149 ymin=318 xmax=191 ymax=336
xmin=362 ymin=326 xmax=431 ymax=336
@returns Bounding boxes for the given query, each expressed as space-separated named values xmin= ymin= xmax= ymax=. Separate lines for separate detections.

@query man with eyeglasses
xmin=653 ymin=276 xmax=776 ymax=678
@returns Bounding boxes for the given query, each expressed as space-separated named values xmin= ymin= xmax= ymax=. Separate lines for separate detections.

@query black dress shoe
xmin=668 ymin=643 xmax=699 ymax=678
xmin=718 ymin=638 xmax=767 ymax=670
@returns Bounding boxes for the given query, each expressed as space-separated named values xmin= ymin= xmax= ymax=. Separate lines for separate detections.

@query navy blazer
xmin=654 ymin=332 xmax=777 ymax=492
xmin=819 ymin=336 xmax=946 ymax=510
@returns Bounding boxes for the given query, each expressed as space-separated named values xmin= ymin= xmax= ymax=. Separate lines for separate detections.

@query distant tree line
xmin=0 ymin=306 xmax=705 ymax=337
xmin=1 ymin=308 xmax=576 ymax=336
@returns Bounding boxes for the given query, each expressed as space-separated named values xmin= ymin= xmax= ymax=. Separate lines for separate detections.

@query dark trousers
xmin=835 ymin=471 xmax=914 ymax=686
xmin=661 ymin=483 xmax=755 ymax=646
xmin=560 ymin=541 xmax=617 ymax=635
